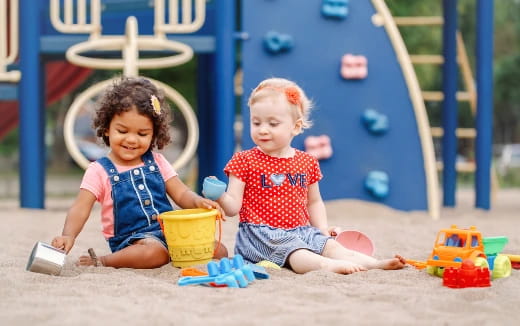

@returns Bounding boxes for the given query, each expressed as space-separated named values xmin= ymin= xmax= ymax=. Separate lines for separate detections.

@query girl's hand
xmin=195 ymin=197 xmax=227 ymax=222
xmin=51 ymin=235 xmax=75 ymax=253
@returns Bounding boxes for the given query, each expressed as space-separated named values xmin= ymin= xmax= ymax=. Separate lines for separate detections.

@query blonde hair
xmin=248 ymin=78 xmax=313 ymax=130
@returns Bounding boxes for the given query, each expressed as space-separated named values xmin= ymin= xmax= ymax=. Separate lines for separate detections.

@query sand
xmin=1 ymin=189 xmax=519 ymax=325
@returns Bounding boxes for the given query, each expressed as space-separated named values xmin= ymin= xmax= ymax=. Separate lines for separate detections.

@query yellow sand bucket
xmin=159 ymin=208 xmax=218 ymax=268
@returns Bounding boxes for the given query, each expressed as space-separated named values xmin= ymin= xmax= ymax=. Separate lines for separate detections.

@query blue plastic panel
xmin=241 ymin=0 xmax=429 ymax=211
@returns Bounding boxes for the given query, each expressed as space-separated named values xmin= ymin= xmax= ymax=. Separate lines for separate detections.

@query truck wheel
xmin=426 ymin=266 xmax=437 ymax=276
xmin=492 ymin=255 xmax=512 ymax=279
xmin=426 ymin=266 xmax=444 ymax=277
xmin=474 ymin=257 xmax=489 ymax=269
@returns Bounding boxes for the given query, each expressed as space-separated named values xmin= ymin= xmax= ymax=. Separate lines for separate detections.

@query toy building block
xmin=442 ymin=260 xmax=491 ymax=288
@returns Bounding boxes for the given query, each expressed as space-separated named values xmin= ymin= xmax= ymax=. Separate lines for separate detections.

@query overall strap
xmin=141 ymin=150 xmax=155 ymax=165
xmin=97 ymin=157 xmax=120 ymax=185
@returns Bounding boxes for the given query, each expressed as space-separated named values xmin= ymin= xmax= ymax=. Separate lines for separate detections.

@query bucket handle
xmin=213 ymin=212 xmax=223 ymax=257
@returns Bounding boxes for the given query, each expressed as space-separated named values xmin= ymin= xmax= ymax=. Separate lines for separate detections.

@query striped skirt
xmin=234 ymin=222 xmax=331 ymax=267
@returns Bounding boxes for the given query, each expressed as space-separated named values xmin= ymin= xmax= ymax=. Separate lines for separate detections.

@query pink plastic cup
xmin=335 ymin=230 xmax=375 ymax=256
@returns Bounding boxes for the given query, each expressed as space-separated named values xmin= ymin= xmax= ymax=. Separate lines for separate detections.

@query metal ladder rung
xmin=422 ymin=91 xmax=472 ymax=102
xmin=436 ymin=161 xmax=476 ymax=173
xmin=430 ymin=127 xmax=476 ymax=138
xmin=410 ymin=55 xmax=444 ymax=64
xmin=394 ymin=16 xmax=443 ymax=26
xmin=410 ymin=54 xmax=462 ymax=65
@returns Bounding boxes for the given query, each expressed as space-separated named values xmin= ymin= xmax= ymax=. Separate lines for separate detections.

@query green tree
xmin=387 ymin=0 xmax=520 ymax=145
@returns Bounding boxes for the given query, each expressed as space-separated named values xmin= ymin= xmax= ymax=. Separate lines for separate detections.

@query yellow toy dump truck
xmin=407 ymin=225 xmax=512 ymax=279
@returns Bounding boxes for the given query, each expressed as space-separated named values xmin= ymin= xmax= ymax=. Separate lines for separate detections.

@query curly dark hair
xmin=93 ymin=76 xmax=172 ymax=150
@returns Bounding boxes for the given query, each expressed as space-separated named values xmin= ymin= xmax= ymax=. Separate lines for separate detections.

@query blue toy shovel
xmin=178 ymin=255 xmax=269 ymax=288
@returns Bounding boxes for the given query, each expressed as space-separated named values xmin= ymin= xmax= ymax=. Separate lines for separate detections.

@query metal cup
xmin=26 ymin=241 xmax=66 ymax=276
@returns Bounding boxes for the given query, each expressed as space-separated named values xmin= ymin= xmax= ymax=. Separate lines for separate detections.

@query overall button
xmin=151 ymin=214 xmax=157 ymax=220
xmin=144 ymin=199 xmax=151 ymax=206
xmin=138 ymin=184 xmax=145 ymax=190
xmin=149 ymin=166 xmax=156 ymax=172
xmin=133 ymin=169 xmax=140 ymax=175
xmin=109 ymin=169 xmax=115 ymax=173
xmin=113 ymin=176 xmax=119 ymax=182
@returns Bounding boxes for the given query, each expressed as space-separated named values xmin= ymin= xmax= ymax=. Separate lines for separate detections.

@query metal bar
xmin=394 ymin=16 xmax=443 ymax=26
xmin=196 ymin=53 xmax=213 ymax=189
xmin=456 ymin=33 xmax=477 ymax=114
xmin=436 ymin=161 xmax=476 ymax=173
xmin=410 ymin=54 xmax=445 ymax=64
xmin=430 ymin=127 xmax=476 ymax=138
xmin=422 ymin=91 xmax=471 ymax=102
xmin=475 ymin=0 xmax=494 ymax=210
xmin=441 ymin=0 xmax=458 ymax=206
xmin=213 ymin=0 xmax=236 ymax=181
xmin=19 ymin=0 xmax=45 ymax=208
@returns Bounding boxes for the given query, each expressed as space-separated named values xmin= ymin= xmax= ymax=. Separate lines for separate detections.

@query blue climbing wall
xmin=241 ymin=0 xmax=431 ymax=212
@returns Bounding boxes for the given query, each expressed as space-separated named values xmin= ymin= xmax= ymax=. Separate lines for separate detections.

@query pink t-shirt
xmin=224 ymin=147 xmax=322 ymax=229
xmin=80 ymin=152 xmax=177 ymax=239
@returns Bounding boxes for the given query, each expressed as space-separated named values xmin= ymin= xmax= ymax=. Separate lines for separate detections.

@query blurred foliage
xmin=497 ymin=168 xmax=520 ymax=188
xmin=386 ymin=0 xmax=520 ymax=144
xmin=0 ymin=128 xmax=18 ymax=156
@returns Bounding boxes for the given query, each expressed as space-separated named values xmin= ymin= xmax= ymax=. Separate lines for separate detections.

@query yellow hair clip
xmin=150 ymin=95 xmax=161 ymax=115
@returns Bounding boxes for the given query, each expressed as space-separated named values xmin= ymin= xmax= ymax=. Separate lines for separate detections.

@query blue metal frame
xmin=212 ymin=0 xmax=236 ymax=182
xmin=475 ymin=0 xmax=494 ymax=209
xmin=441 ymin=0 xmax=458 ymax=207
xmin=19 ymin=0 xmax=45 ymax=208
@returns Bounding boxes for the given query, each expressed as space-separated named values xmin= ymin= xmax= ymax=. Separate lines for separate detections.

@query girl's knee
xmin=321 ymin=239 xmax=343 ymax=256
xmin=145 ymin=247 xmax=170 ymax=267
xmin=136 ymin=239 xmax=170 ymax=266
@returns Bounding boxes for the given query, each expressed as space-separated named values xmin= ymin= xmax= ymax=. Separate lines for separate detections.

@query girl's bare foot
xmin=76 ymin=248 xmax=104 ymax=267
xmin=325 ymin=260 xmax=367 ymax=274
xmin=376 ymin=255 xmax=406 ymax=270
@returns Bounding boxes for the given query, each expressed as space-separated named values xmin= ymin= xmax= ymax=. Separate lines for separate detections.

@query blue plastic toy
xmin=178 ymin=255 xmax=269 ymax=288
xmin=263 ymin=31 xmax=294 ymax=54
xmin=202 ymin=176 xmax=227 ymax=200
xmin=321 ymin=0 xmax=349 ymax=19
xmin=364 ymin=170 xmax=389 ymax=200
xmin=362 ymin=109 xmax=389 ymax=135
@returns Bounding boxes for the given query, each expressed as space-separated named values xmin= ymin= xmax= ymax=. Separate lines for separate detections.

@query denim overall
xmin=97 ymin=151 xmax=173 ymax=252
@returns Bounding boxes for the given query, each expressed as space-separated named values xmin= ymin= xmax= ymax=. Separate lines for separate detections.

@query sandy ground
xmin=1 ymin=189 xmax=519 ymax=325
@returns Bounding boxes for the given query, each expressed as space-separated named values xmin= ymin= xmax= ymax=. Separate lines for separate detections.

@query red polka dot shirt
xmin=224 ymin=147 xmax=323 ymax=229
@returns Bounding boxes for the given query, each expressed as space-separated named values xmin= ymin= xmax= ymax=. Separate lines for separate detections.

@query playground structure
xmin=0 ymin=1 xmax=495 ymax=219
xmin=49 ymin=0 xmax=203 ymax=171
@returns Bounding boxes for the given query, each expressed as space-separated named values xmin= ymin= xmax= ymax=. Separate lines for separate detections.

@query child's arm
xmin=216 ymin=174 xmax=245 ymax=217
xmin=51 ymin=189 xmax=96 ymax=253
xmin=165 ymin=176 xmax=221 ymax=212
xmin=307 ymin=182 xmax=331 ymax=236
